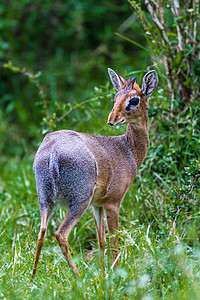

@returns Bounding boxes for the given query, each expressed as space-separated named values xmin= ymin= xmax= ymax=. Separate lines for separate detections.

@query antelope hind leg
xmin=104 ymin=203 xmax=120 ymax=268
xmin=55 ymin=202 xmax=90 ymax=277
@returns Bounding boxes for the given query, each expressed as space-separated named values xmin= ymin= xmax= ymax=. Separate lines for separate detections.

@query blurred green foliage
xmin=0 ymin=0 xmax=150 ymax=167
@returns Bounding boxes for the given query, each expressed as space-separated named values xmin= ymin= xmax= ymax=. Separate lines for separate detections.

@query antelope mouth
xmin=115 ymin=119 xmax=125 ymax=126
xmin=107 ymin=119 xmax=125 ymax=126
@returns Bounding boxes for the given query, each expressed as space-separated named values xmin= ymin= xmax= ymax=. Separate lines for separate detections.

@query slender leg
xmin=92 ymin=206 xmax=106 ymax=266
xmin=55 ymin=202 xmax=90 ymax=277
xmin=104 ymin=203 xmax=120 ymax=268
xmin=32 ymin=207 xmax=52 ymax=279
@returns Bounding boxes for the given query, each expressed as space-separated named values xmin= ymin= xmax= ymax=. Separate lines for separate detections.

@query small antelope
xmin=32 ymin=68 xmax=158 ymax=278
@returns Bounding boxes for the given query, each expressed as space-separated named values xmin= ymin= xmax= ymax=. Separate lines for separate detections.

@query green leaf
xmin=115 ymin=32 xmax=149 ymax=52
xmin=173 ymin=51 xmax=182 ymax=68
xmin=35 ymin=71 xmax=42 ymax=79
xmin=184 ymin=77 xmax=192 ymax=88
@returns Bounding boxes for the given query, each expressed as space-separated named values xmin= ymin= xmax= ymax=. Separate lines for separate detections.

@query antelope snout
xmin=107 ymin=110 xmax=115 ymax=126
xmin=108 ymin=110 xmax=125 ymax=126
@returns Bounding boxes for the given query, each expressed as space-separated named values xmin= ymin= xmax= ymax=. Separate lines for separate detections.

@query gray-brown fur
xmin=32 ymin=68 xmax=158 ymax=278
xmin=34 ymin=131 xmax=97 ymax=209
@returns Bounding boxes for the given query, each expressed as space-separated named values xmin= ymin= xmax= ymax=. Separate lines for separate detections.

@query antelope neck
xmin=124 ymin=121 xmax=149 ymax=169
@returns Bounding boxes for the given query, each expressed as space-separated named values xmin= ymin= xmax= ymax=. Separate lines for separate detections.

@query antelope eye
xmin=126 ymin=97 xmax=140 ymax=111
xmin=130 ymin=97 xmax=140 ymax=106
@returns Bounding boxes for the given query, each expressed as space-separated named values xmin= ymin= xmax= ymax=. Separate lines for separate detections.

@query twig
xmin=2 ymin=62 xmax=50 ymax=120
xmin=165 ymin=58 xmax=175 ymax=113
xmin=193 ymin=0 xmax=199 ymax=55
xmin=57 ymin=96 xmax=101 ymax=123
xmin=159 ymin=0 xmax=165 ymax=27
xmin=145 ymin=0 xmax=170 ymax=47
xmin=16 ymin=69 xmax=50 ymax=120
xmin=170 ymin=0 xmax=184 ymax=50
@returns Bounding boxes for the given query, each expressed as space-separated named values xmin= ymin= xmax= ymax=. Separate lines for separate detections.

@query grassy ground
xmin=1 ymin=135 xmax=199 ymax=299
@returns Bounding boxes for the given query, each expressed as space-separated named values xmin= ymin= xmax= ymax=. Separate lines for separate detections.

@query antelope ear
xmin=108 ymin=68 xmax=126 ymax=91
xmin=142 ymin=70 xmax=158 ymax=97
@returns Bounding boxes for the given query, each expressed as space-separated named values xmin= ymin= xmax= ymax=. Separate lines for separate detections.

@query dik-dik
xmin=32 ymin=68 xmax=158 ymax=278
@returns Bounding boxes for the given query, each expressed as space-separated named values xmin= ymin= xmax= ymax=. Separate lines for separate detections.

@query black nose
xmin=108 ymin=122 xmax=114 ymax=126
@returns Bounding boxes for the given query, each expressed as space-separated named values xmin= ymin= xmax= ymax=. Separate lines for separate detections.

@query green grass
xmin=0 ymin=147 xmax=200 ymax=299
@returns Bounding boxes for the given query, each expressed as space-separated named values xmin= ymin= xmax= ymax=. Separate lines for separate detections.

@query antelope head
xmin=107 ymin=68 xmax=158 ymax=126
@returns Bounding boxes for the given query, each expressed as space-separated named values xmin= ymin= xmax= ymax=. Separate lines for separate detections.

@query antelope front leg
xmin=104 ymin=203 xmax=120 ymax=268
xmin=92 ymin=206 xmax=106 ymax=267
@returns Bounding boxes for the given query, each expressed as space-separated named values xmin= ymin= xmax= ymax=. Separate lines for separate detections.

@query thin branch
xmin=145 ymin=1 xmax=176 ymax=107
xmin=170 ymin=0 xmax=184 ymax=50
xmin=57 ymin=96 xmax=101 ymax=123
xmin=151 ymin=0 xmax=159 ymax=9
xmin=129 ymin=0 xmax=162 ymax=49
xmin=173 ymin=0 xmax=181 ymax=18
xmin=193 ymin=0 xmax=199 ymax=54
xmin=159 ymin=1 xmax=165 ymax=27
xmin=164 ymin=58 xmax=175 ymax=113
xmin=128 ymin=0 xmax=149 ymax=32
xmin=145 ymin=0 xmax=170 ymax=47
xmin=2 ymin=62 xmax=50 ymax=120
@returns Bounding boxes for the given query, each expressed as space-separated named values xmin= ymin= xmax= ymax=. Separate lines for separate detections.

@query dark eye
xmin=126 ymin=97 xmax=140 ymax=111
xmin=130 ymin=97 xmax=140 ymax=106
